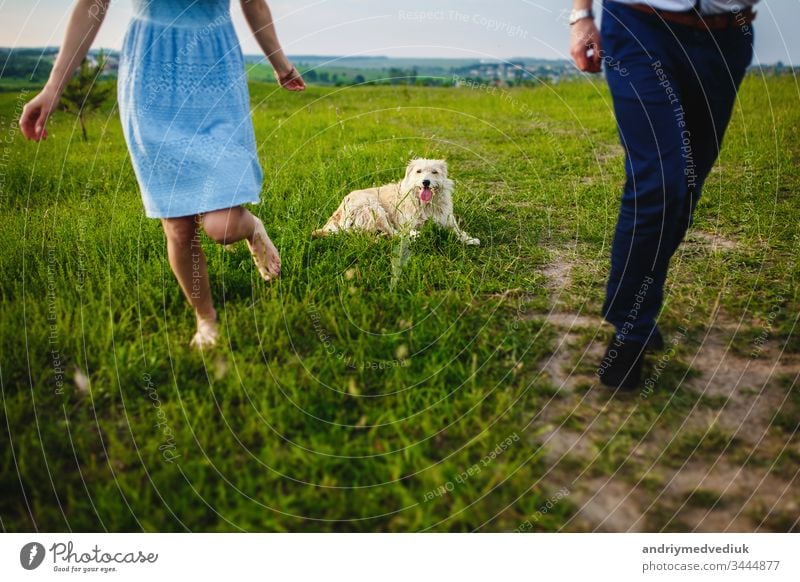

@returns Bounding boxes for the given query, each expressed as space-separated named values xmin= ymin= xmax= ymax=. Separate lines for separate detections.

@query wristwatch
xmin=569 ymin=8 xmax=594 ymax=25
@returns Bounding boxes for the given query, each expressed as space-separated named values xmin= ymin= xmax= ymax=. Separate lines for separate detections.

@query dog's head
xmin=402 ymin=159 xmax=450 ymax=204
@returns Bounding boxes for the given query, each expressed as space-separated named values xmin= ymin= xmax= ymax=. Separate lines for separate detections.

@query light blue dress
xmin=118 ymin=0 xmax=262 ymax=218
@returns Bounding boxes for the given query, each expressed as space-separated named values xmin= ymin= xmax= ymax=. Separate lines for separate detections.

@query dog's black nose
xmin=422 ymin=180 xmax=431 ymax=188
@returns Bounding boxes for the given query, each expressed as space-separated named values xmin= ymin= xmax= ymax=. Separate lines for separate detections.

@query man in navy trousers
xmin=568 ymin=0 xmax=758 ymax=389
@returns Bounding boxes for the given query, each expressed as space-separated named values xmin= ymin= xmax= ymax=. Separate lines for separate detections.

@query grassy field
xmin=0 ymin=76 xmax=798 ymax=532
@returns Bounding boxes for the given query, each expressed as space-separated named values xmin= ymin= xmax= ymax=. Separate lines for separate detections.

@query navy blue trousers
xmin=600 ymin=1 xmax=753 ymax=342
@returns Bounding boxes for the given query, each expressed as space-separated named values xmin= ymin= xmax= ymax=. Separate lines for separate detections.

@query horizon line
xmin=1 ymin=47 xmax=792 ymax=67
xmin=0 ymin=47 xmax=570 ymax=61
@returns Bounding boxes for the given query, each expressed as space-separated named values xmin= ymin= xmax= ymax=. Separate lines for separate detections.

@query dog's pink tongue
xmin=420 ymin=188 xmax=433 ymax=203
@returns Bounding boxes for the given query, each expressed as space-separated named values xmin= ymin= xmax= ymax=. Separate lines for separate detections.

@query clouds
xmin=250 ymin=0 xmax=568 ymax=59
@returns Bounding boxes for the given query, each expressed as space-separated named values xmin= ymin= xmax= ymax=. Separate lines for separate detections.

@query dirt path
xmin=526 ymin=237 xmax=800 ymax=532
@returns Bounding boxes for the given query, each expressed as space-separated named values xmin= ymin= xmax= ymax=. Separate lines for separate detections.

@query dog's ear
xmin=405 ymin=160 xmax=418 ymax=179
xmin=436 ymin=160 xmax=448 ymax=178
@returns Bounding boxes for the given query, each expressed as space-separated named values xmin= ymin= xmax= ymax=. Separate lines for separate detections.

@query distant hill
xmin=244 ymin=54 xmax=581 ymax=86
xmin=0 ymin=47 xmax=58 ymax=82
xmin=2 ymin=48 xmax=795 ymax=89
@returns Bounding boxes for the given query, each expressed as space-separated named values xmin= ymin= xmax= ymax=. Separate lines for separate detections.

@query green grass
xmin=0 ymin=76 xmax=798 ymax=532
xmin=684 ymin=488 xmax=726 ymax=509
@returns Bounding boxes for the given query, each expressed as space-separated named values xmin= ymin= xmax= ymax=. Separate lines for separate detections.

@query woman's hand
xmin=19 ymin=0 xmax=109 ymax=142
xmin=275 ymin=65 xmax=305 ymax=91
xmin=19 ymin=87 xmax=60 ymax=141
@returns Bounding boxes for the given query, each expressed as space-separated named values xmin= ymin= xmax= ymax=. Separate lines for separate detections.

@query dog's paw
xmin=464 ymin=237 xmax=480 ymax=246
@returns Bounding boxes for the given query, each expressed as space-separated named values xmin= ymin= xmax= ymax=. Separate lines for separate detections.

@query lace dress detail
xmin=118 ymin=0 xmax=262 ymax=218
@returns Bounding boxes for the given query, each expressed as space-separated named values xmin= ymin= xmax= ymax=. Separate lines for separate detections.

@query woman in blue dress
xmin=20 ymin=0 xmax=305 ymax=348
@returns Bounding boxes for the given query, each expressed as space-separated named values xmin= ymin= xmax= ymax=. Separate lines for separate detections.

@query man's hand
xmin=570 ymin=17 xmax=602 ymax=73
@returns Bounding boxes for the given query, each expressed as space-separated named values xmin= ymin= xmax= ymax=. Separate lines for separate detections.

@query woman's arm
xmin=240 ymin=0 xmax=305 ymax=91
xmin=19 ymin=0 xmax=110 ymax=141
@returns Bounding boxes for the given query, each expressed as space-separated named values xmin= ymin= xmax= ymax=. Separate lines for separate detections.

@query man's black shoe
xmin=645 ymin=327 xmax=664 ymax=352
xmin=597 ymin=335 xmax=647 ymax=390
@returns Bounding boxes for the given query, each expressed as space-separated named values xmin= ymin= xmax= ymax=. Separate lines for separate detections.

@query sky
xmin=2 ymin=0 xmax=798 ymax=64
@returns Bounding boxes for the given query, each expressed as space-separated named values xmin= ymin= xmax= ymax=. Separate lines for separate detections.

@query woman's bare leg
xmin=202 ymin=206 xmax=281 ymax=280
xmin=161 ymin=215 xmax=218 ymax=348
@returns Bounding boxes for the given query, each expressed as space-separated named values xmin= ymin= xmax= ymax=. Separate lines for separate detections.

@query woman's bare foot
xmin=190 ymin=312 xmax=219 ymax=350
xmin=247 ymin=217 xmax=281 ymax=281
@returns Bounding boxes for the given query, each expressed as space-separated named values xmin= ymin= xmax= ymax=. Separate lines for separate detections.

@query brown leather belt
xmin=628 ymin=3 xmax=756 ymax=31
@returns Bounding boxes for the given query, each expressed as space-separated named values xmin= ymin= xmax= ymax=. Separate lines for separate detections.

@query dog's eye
xmin=432 ymin=170 xmax=438 ymax=174
xmin=416 ymin=169 xmax=422 ymax=173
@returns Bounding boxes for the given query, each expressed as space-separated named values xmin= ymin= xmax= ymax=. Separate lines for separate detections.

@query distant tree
xmin=304 ymin=69 xmax=318 ymax=83
xmin=0 ymin=49 xmax=53 ymax=82
xmin=388 ymin=67 xmax=405 ymax=85
xmin=353 ymin=74 xmax=366 ymax=85
xmin=59 ymin=52 xmax=112 ymax=141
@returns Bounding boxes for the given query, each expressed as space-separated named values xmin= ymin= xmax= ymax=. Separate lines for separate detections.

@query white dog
xmin=312 ymin=159 xmax=480 ymax=245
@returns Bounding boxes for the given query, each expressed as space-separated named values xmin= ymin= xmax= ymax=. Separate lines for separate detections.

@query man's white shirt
xmin=608 ymin=0 xmax=760 ymax=15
